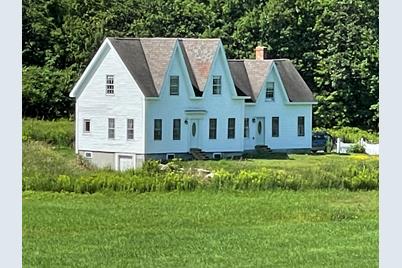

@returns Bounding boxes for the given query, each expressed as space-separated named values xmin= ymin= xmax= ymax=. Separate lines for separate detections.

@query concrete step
xmin=255 ymin=145 xmax=272 ymax=153
xmin=190 ymin=149 xmax=209 ymax=160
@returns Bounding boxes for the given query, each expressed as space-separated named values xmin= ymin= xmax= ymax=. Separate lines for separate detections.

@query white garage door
xmin=118 ymin=155 xmax=135 ymax=171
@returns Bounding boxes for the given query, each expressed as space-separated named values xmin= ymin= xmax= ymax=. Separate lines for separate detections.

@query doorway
xmin=255 ymin=117 xmax=265 ymax=145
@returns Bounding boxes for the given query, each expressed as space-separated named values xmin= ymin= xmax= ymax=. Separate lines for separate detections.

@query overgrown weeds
xmin=23 ymin=118 xmax=74 ymax=147
xmin=23 ymin=141 xmax=379 ymax=193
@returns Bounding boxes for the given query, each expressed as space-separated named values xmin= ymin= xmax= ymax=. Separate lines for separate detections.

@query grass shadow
xmin=243 ymin=152 xmax=291 ymax=160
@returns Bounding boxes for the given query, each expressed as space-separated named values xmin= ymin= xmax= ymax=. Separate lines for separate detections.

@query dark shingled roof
xmin=228 ymin=58 xmax=315 ymax=103
xmin=109 ymin=38 xmax=158 ymax=97
xmin=227 ymin=60 xmax=253 ymax=99
xmin=109 ymin=37 xmax=176 ymax=97
xmin=243 ymin=60 xmax=273 ymax=101
xmin=179 ymin=39 xmax=220 ymax=93
xmin=274 ymin=59 xmax=315 ymax=102
xmin=178 ymin=40 xmax=202 ymax=96
xmin=140 ymin=38 xmax=177 ymax=94
xmin=108 ymin=37 xmax=314 ymax=102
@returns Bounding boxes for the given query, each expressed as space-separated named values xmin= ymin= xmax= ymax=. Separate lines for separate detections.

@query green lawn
xmin=23 ymin=190 xmax=378 ymax=267
xmin=182 ymin=153 xmax=378 ymax=172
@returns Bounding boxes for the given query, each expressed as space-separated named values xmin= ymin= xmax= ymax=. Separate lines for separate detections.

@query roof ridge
xmin=177 ymin=38 xmax=221 ymax=41
xmin=110 ymin=37 xmax=140 ymax=40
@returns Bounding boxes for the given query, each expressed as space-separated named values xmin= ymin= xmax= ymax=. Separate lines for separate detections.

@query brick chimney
xmin=255 ymin=46 xmax=268 ymax=60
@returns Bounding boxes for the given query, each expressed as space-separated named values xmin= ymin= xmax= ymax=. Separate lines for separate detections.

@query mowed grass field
xmin=23 ymin=190 xmax=378 ymax=267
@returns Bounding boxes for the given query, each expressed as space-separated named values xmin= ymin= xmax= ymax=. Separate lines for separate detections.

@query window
xmin=108 ymin=118 xmax=115 ymax=139
xmin=166 ymin=154 xmax=175 ymax=160
xmin=170 ymin=76 xmax=179 ymax=95
xmin=83 ymin=119 xmax=91 ymax=133
xmin=154 ymin=119 xmax=162 ymax=140
xmin=173 ymin=119 xmax=181 ymax=140
xmin=265 ymin=82 xmax=274 ymax=101
xmin=212 ymin=153 xmax=222 ymax=160
xmin=298 ymin=116 xmax=305 ymax=136
xmin=244 ymin=118 xmax=250 ymax=138
xmin=127 ymin=119 xmax=134 ymax=140
xmin=84 ymin=152 xmax=92 ymax=158
xmin=272 ymin=117 xmax=279 ymax=137
xmin=209 ymin=118 xmax=217 ymax=139
xmin=212 ymin=75 xmax=222 ymax=95
xmin=106 ymin=75 xmax=114 ymax=95
xmin=228 ymin=118 xmax=235 ymax=139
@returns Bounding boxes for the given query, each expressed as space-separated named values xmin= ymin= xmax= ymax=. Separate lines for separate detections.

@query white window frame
xmin=212 ymin=75 xmax=222 ymax=95
xmin=173 ymin=119 xmax=181 ymax=140
xmin=244 ymin=118 xmax=250 ymax=138
xmin=108 ymin=118 xmax=115 ymax=139
xmin=83 ymin=119 xmax=91 ymax=134
xmin=298 ymin=116 xmax=305 ymax=137
xmin=170 ymin=76 xmax=179 ymax=96
xmin=209 ymin=118 xmax=217 ymax=139
xmin=154 ymin=119 xmax=162 ymax=140
xmin=272 ymin=116 xmax=279 ymax=137
xmin=127 ymin=119 xmax=134 ymax=140
xmin=106 ymin=75 xmax=115 ymax=95
xmin=265 ymin=82 xmax=275 ymax=101
xmin=228 ymin=118 xmax=235 ymax=139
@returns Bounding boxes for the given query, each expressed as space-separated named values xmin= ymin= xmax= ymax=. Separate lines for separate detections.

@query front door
xmin=255 ymin=117 xmax=265 ymax=145
xmin=118 ymin=155 xmax=134 ymax=171
xmin=189 ymin=120 xmax=199 ymax=149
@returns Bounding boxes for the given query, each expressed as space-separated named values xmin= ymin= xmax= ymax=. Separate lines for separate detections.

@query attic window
xmin=265 ymin=82 xmax=274 ymax=101
xmin=106 ymin=75 xmax=114 ymax=95
xmin=170 ymin=76 xmax=179 ymax=95
xmin=213 ymin=76 xmax=222 ymax=95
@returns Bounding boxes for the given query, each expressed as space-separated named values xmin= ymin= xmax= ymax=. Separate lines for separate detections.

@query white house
xmin=69 ymin=37 xmax=316 ymax=170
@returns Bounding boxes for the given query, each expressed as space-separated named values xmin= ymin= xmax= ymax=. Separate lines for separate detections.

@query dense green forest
xmin=22 ymin=0 xmax=378 ymax=131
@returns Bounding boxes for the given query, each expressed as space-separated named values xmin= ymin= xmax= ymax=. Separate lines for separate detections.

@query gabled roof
xmin=227 ymin=60 xmax=253 ymax=99
xmin=274 ymin=59 xmax=315 ymax=102
xmin=228 ymin=58 xmax=315 ymax=103
xmin=140 ymin=38 xmax=177 ymax=94
xmin=71 ymin=37 xmax=314 ymax=103
xmin=178 ymin=39 xmax=220 ymax=93
xmin=243 ymin=60 xmax=274 ymax=101
xmin=109 ymin=37 xmax=220 ymax=97
xmin=108 ymin=38 xmax=157 ymax=97
xmin=109 ymin=37 xmax=176 ymax=97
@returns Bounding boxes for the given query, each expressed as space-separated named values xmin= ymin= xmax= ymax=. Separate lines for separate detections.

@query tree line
xmin=22 ymin=0 xmax=378 ymax=131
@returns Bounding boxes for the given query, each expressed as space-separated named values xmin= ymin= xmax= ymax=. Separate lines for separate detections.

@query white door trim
xmin=255 ymin=117 xmax=265 ymax=145
xmin=115 ymin=153 xmax=136 ymax=171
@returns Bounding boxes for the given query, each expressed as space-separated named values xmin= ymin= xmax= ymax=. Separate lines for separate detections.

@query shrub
xmin=23 ymin=118 xmax=74 ymax=147
xmin=314 ymin=127 xmax=378 ymax=143
xmin=347 ymin=144 xmax=366 ymax=154
xmin=141 ymin=160 xmax=161 ymax=174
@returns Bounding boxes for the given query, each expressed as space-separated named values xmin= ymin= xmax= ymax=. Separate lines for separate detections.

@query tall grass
xmin=22 ymin=119 xmax=379 ymax=193
xmin=23 ymin=118 xmax=74 ymax=147
xmin=23 ymin=141 xmax=379 ymax=193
